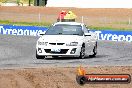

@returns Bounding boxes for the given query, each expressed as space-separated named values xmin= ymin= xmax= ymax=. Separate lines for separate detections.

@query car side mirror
xmin=40 ymin=34 xmax=45 ymax=36
xmin=84 ymin=33 xmax=91 ymax=36
xmin=39 ymin=32 xmax=46 ymax=36
xmin=39 ymin=31 xmax=46 ymax=36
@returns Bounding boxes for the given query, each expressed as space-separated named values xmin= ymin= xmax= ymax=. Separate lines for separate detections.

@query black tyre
xmin=79 ymin=45 xmax=85 ymax=59
xmin=76 ymin=75 xmax=87 ymax=85
xmin=90 ymin=42 xmax=97 ymax=57
xmin=36 ymin=50 xmax=45 ymax=59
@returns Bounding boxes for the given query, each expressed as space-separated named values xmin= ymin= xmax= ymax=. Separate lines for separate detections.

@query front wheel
xmin=90 ymin=42 xmax=97 ymax=57
xmin=79 ymin=46 xmax=85 ymax=59
xmin=36 ymin=50 xmax=45 ymax=59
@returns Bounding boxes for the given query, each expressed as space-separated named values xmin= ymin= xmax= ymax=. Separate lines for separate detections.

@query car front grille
xmin=57 ymin=43 xmax=65 ymax=45
xmin=49 ymin=43 xmax=65 ymax=45
xmin=49 ymin=43 xmax=56 ymax=45
xmin=44 ymin=49 xmax=69 ymax=54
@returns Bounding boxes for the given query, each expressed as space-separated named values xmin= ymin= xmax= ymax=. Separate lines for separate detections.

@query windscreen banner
xmin=0 ymin=25 xmax=132 ymax=42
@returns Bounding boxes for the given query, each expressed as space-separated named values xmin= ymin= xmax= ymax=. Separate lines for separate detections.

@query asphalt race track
xmin=0 ymin=34 xmax=132 ymax=68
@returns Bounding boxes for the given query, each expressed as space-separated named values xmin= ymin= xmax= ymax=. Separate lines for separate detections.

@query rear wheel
xmin=36 ymin=50 xmax=45 ymax=59
xmin=79 ymin=45 xmax=85 ymax=59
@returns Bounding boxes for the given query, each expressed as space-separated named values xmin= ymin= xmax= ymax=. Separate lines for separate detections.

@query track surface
xmin=0 ymin=34 xmax=132 ymax=68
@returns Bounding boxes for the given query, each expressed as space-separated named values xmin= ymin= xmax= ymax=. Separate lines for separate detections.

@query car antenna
xmin=81 ymin=16 xmax=84 ymax=23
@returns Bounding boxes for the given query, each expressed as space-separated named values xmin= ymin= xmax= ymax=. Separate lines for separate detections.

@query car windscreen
xmin=45 ymin=25 xmax=83 ymax=36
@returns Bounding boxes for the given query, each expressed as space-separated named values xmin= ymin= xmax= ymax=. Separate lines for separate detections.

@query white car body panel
xmin=36 ymin=35 xmax=83 ymax=56
xmin=36 ymin=22 xmax=97 ymax=58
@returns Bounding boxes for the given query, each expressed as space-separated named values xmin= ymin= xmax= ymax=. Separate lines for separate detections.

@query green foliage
xmin=20 ymin=0 xmax=34 ymax=4
xmin=0 ymin=0 xmax=34 ymax=3
xmin=0 ymin=0 xmax=6 ymax=2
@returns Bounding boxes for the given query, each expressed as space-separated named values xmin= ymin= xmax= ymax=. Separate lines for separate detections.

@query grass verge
xmin=0 ymin=20 xmax=132 ymax=31
xmin=0 ymin=20 xmax=51 ymax=27
xmin=89 ymin=26 xmax=132 ymax=31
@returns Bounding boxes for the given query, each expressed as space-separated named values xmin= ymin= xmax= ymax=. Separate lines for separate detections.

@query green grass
xmin=0 ymin=20 xmax=132 ymax=31
xmin=89 ymin=26 xmax=132 ymax=31
xmin=0 ymin=20 xmax=51 ymax=27
xmin=113 ymin=21 xmax=131 ymax=25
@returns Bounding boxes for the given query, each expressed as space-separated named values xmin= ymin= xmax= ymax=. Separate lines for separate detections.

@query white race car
xmin=36 ymin=22 xmax=97 ymax=59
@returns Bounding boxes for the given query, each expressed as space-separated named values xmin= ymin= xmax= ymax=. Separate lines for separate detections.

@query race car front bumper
xmin=36 ymin=45 xmax=82 ymax=57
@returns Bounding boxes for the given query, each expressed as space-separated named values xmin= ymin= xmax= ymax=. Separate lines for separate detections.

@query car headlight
xmin=66 ymin=42 xmax=78 ymax=46
xmin=38 ymin=41 xmax=48 ymax=46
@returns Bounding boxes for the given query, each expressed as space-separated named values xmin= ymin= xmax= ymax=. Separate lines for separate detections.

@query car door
xmin=83 ymin=25 xmax=94 ymax=55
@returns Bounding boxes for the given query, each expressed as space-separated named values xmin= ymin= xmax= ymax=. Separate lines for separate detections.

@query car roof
xmin=53 ymin=22 xmax=84 ymax=26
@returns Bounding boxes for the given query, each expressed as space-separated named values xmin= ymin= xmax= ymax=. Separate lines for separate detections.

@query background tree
xmin=29 ymin=0 xmax=30 ymax=6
